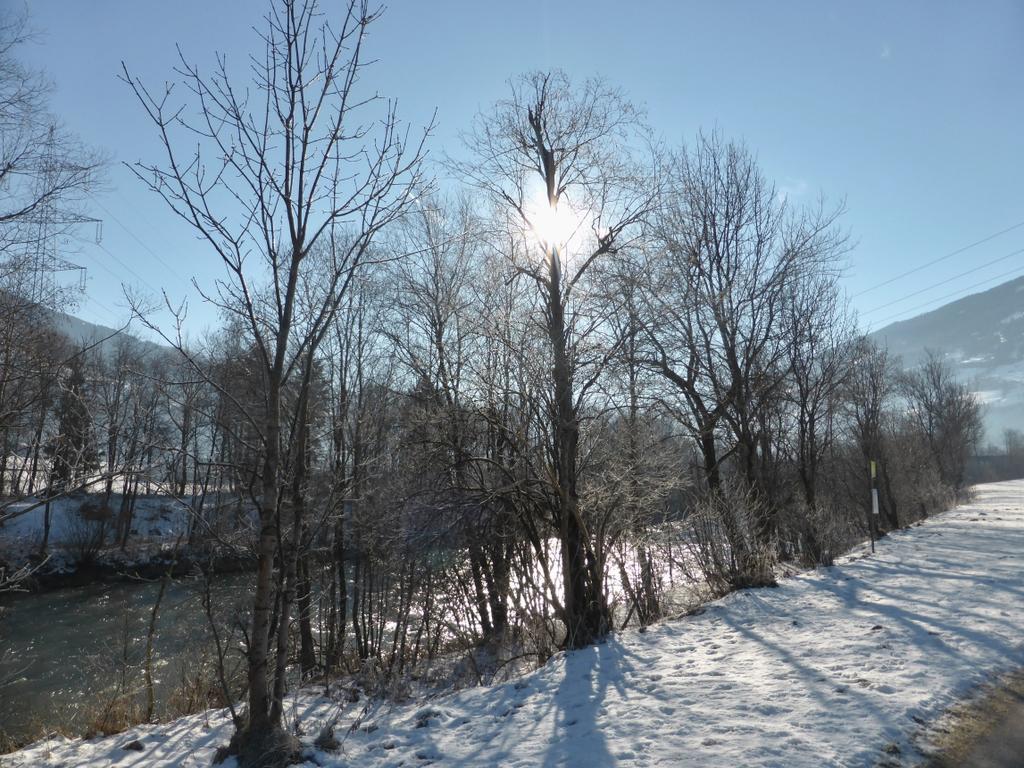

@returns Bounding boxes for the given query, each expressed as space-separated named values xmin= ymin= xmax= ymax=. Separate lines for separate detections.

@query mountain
xmin=870 ymin=275 xmax=1024 ymax=441
xmin=47 ymin=309 xmax=170 ymax=362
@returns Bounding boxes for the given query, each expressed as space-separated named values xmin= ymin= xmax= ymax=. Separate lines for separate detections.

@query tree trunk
xmin=240 ymin=374 xmax=283 ymax=748
xmin=468 ymin=544 xmax=493 ymax=638
xmin=296 ymin=553 xmax=317 ymax=677
xmin=699 ymin=427 xmax=721 ymax=492
xmin=547 ymin=247 xmax=607 ymax=649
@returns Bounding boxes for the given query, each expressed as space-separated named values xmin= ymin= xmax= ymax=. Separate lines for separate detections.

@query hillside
xmin=46 ymin=309 xmax=169 ymax=361
xmin=870 ymin=275 xmax=1024 ymax=439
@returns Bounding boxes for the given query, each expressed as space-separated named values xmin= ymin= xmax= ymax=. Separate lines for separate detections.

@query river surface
xmin=0 ymin=574 xmax=252 ymax=746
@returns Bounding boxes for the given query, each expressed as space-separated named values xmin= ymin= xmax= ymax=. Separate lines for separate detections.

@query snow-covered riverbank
xmin=0 ymin=493 xmax=254 ymax=592
xmin=4 ymin=480 xmax=1023 ymax=768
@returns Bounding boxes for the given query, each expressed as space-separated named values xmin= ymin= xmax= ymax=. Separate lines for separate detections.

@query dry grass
xmin=921 ymin=668 xmax=1024 ymax=767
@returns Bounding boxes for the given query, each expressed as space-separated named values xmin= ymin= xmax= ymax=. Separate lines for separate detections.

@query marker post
xmin=868 ymin=459 xmax=879 ymax=553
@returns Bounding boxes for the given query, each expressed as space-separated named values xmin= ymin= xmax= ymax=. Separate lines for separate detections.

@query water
xmin=0 ymin=539 xmax=695 ymax=747
xmin=0 ymin=574 xmax=252 ymax=745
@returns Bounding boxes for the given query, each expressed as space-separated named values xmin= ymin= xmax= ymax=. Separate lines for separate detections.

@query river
xmin=0 ymin=574 xmax=252 ymax=746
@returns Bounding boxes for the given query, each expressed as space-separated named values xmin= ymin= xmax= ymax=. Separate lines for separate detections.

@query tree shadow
xmin=403 ymin=636 xmax=641 ymax=767
xmin=807 ymin=568 xmax=1023 ymax=665
xmin=537 ymin=638 xmax=639 ymax=767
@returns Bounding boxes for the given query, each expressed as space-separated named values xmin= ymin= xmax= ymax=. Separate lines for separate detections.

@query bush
xmin=79 ymin=500 xmax=114 ymax=522
xmin=683 ymin=486 xmax=777 ymax=595
xmin=887 ymin=430 xmax=956 ymax=526
xmin=60 ymin=506 xmax=108 ymax=565
xmin=778 ymin=498 xmax=863 ymax=568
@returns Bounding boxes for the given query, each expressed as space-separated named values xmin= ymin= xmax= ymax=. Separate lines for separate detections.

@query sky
xmin=16 ymin=0 xmax=1024 ymax=339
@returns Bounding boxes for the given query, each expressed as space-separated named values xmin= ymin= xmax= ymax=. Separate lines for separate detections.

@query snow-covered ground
xmin=0 ymin=494 xmax=190 ymax=574
xmin=4 ymin=481 xmax=1023 ymax=768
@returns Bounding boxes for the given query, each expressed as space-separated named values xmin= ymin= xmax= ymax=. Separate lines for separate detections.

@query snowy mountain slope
xmin=871 ymin=276 xmax=1024 ymax=369
xmin=5 ymin=481 xmax=1023 ymax=768
xmin=870 ymin=276 xmax=1024 ymax=439
xmin=47 ymin=308 xmax=169 ymax=361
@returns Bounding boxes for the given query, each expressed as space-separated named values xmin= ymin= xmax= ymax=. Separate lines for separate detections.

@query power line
xmin=112 ymin=189 xmax=170 ymax=238
xmin=87 ymin=192 xmax=193 ymax=290
xmin=80 ymin=293 xmax=124 ymax=326
xmin=868 ymin=264 xmax=1024 ymax=329
xmin=93 ymin=240 xmax=162 ymax=295
xmin=81 ymin=249 xmax=126 ymax=285
xmin=853 ymin=218 xmax=1024 ymax=297
xmin=862 ymin=246 xmax=1024 ymax=316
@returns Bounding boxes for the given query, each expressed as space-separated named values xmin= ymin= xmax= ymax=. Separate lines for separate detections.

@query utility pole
xmin=868 ymin=459 xmax=879 ymax=553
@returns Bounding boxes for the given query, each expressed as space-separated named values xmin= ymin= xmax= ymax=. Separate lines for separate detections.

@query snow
xmin=1 ymin=495 xmax=188 ymax=543
xmin=5 ymin=481 xmax=1024 ymax=768
xmin=0 ymin=494 xmax=192 ymax=573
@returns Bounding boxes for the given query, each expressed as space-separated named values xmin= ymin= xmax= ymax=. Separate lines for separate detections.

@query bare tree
xmin=776 ymin=263 xmax=856 ymax=563
xmin=641 ymin=134 xmax=845 ymax=544
xmin=781 ymin=267 xmax=855 ymax=511
xmin=0 ymin=9 xmax=102 ymax=271
xmin=455 ymin=71 xmax=655 ymax=648
xmin=843 ymin=338 xmax=901 ymax=530
xmin=123 ymin=1 xmax=429 ymax=762
xmin=587 ymin=270 xmax=684 ymax=626
xmin=383 ymin=195 xmax=512 ymax=639
xmin=901 ymin=350 xmax=984 ymax=495
xmin=0 ymin=7 xmax=101 ymax=506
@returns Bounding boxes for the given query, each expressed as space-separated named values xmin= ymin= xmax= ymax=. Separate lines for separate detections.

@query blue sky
xmin=19 ymin=0 xmax=1024 ymax=338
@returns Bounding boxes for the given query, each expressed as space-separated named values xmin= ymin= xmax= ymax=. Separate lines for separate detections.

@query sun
xmin=524 ymin=187 xmax=585 ymax=254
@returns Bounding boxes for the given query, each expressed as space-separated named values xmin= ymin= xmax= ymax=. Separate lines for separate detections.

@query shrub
xmin=683 ymin=486 xmax=777 ymax=595
xmin=60 ymin=506 xmax=108 ymax=565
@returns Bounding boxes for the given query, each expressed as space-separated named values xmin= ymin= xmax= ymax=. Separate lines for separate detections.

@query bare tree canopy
xmin=454 ymin=70 xmax=659 ymax=648
xmin=124 ymin=1 xmax=430 ymax=764
xmin=0 ymin=10 xmax=103 ymax=274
